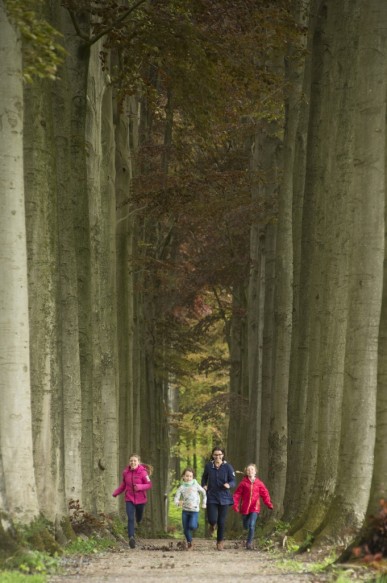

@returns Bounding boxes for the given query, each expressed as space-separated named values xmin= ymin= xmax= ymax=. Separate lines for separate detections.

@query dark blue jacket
xmin=201 ymin=460 xmax=236 ymax=505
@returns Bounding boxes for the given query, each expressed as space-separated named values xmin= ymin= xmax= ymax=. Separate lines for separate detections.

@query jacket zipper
xmin=247 ymin=481 xmax=253 ymax=513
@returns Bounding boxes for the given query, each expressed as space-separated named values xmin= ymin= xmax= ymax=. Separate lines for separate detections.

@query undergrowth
xmin=0 ymin=573 xmax=46 ymax=583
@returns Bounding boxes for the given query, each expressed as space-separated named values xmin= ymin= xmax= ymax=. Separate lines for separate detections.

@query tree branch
xmin=87 ymin=0 xmax=147 ymax=47
xmin=68 ymin=9 xmax=90 ymax=41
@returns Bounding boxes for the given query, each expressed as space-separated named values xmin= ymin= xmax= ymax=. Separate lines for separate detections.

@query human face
xmin=246 ymin=465 xmax=256 ymax=479
xmin=213 ymin=450 xmax=223 ymax=464
xmin=129 ymin=456 xmax=140 ymax=469
xmin=183 ymin=471 xmax=194 ymax=482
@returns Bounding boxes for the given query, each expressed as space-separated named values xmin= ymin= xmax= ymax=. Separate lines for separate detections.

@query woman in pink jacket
xmin=113 ymin=453 xmax=152 ymax=548
xmin=233 ymin=463 xmax=273 ymax=550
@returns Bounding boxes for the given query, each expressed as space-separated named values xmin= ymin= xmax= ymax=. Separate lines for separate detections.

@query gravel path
xmin=49 ymin=539 xmax=338 ymax=582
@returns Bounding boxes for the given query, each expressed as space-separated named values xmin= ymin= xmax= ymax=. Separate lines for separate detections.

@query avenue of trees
xmin=1 ymin=0 xmax=386 ymax=555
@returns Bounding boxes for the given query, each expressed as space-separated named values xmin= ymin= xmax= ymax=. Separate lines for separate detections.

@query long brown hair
xmin=128 ymin=453 xmax=154 ymax=476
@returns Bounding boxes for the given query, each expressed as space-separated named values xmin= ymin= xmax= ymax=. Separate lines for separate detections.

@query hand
xmin=133 ymin=485 xmax=139 ymax=491
xmin=224 ymin=483 xmax=230 ymax=489
xmin=202 ymin=505 xmax=207 ymax=509
xmin=203 ymin=485 xmax=208 ymax=491
xmin=179 ymin=501 xmax=183 ymax=507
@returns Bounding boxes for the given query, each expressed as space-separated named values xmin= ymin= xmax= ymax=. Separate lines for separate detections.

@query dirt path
xmin=49 ymin=539 xmax=339 ymax=582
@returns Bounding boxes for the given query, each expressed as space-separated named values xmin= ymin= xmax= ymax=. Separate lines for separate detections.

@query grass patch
xmin=0 ymin=573 xmax=46 ymax=583
xmin=64 ymin=536 xmax=117 ymax=555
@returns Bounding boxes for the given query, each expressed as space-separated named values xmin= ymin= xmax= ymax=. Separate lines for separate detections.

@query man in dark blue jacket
xmin=201 ymin=446 xmax=236 ymax=550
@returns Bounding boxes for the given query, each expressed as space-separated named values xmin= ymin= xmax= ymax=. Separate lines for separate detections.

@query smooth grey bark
xmin=284 ymin=0 xmax=314 ymax=521
xmin=247 ymin=122 xmax=281 ymax=469
xmin=24 ymin=75 xmax=66 ymax=521
xmin=291 ymin=0 xmax=355 ymax=538
xmin=227 ymin=283 xmax=249 ymax=466
xmin=369 ymin=204 xmax=387 ymax=513
xmin=318 ymin=0 xmax=385 ymax=543
xmin=259 ymin=222 xmax=276 ymax=482
xmin=0 ymin=0 xmax=40 ymax=522
xmin=51 ymin=2 xmax=91 ymax=505
xmin=268 ymin=29 xmax=307 ymax=513
xmin=85 ymin=42 xmax=119 ymax=513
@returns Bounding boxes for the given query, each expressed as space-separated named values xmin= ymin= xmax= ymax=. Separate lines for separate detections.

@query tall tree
xmin=0 ymin=0 xmax=40 ymax=523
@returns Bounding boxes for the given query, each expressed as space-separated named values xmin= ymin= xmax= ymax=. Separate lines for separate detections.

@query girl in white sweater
xmin=174 ymin=467 xmax=207 ymax=550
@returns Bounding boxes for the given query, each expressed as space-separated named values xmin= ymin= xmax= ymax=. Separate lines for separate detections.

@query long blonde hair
xmin=244 ymin=463 xmax=257 ymax=476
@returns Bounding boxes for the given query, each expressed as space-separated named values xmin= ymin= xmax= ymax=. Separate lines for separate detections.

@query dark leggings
xmin=207 ymin=503 xmax=229 ymax=542
xmin=125 ymin=501 xmax=145 ymax=538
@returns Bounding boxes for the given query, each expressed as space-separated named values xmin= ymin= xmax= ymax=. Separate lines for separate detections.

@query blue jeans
xmin=207 ymin=503 xmax=229 ymax=542
xmin=242 ymin=512 xmax=259 ymax=544
xmin=182 ymin=510 xmax=199 ymax=543
xmin=125 ymin=501 xmax=145 ymax=538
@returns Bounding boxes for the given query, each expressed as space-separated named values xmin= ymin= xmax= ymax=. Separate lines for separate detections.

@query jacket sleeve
xmin=259 ymin=481 xmax=273 ymax=509
xmin=232 ymin=482 xmax=243 ymax=512
xmin=174 ymin=486 xmax=182 ymax=506
xmin=135 ymin=472 xmax=152 ymax=491
xmin=112 ymin=474 xmax=126 ymax=497
xmin=201 ymin=464 xmax=209 ymax=487
xmin=226 ymin=463 xmax=236 ymax=488
xmin=197 ymin=483 xmax=207 ymax=506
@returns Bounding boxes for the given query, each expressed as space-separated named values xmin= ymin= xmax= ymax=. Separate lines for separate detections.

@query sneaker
xmin=246 ymin=542 xmax=253 ymax=550
xmin=216 ymin=540 xmax=224 ymax=551
xmin=129 ymin=537 xmax=136 ymax=549
xmin=187 ymin=542 xmax=193 ymax=551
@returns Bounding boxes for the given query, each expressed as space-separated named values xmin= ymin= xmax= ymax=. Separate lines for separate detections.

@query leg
xmin=216 ymin=504 xmax=228 ymax=543
xmin=246 ymin=512 xmax=259 ymax=548
xmin=188 ymin=511 xmax=199 ymax=549
xmin=135 ymin=503 xmax=145 ymax=526
xmin=206 ymin=503 xmax=219 ymax=534
xmin=189 ymin=511 xmax=199 ymax=532
xmin=182 ymin=511 xmax=191 ymax=543
xmin=125 ymin=501 xmax=136 ymax=540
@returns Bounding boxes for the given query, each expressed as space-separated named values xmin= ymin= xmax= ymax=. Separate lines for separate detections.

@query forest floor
xmin=49 ymin=538 xmax=373 ymax=583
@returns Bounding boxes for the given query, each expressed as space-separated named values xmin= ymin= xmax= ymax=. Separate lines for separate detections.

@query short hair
xmin=181 ymin=467 xmax=195 ymax=478
xmin=211 ymin=446 xmax=225 ymax=458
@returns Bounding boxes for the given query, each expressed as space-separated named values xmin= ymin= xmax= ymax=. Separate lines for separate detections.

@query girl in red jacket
xmin=233 ymin=464 xmax=273 ymax=550
xmin=113 ymin=453 xmax=152 ymax=549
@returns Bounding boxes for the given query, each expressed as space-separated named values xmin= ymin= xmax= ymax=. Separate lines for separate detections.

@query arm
xmin=112 ymin=474 xmax=126 ymax=497
xmin=201 ymin=464 xmax=209 ymax=489
xmin=197 ymin=483 xmax=207 ymax=507
xmin=225 ymin=464 xmax=236 ymax=489
xmin=174 ymin=486 xmax=183 ymax=506
xmin=232 ymin=482 xmax=243 ymax=512
xmin=135 ymin=473 xmax=152 ymax=491
xmin=259 ymin=481 xmax=273 ymax=509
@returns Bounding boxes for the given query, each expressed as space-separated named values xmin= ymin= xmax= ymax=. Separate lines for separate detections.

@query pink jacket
xmin=113 ymin=465 xmax=152 ymax=504
xmin=233 ymin=476 xmax=273 ymax=515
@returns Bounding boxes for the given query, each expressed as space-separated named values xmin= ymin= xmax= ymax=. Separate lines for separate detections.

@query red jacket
xmin=233 ymin=476 xmax=273 ymax=515
xmin=113 ymin=464 xmax=152 ymax=504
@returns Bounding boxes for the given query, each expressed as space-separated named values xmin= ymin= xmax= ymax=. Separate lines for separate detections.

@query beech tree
xmin=0 ymin=0 xmax=40 ymax=523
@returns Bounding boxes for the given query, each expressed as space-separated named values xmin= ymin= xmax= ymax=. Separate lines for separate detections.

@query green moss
xmin=58 ymin=516 xmax=76 ymax=543
xmin=20 ymin=516 xmax=61 ymax=555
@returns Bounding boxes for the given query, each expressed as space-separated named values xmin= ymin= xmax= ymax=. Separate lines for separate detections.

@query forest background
xmin=1 ymin=0 xmax=387 ymax=564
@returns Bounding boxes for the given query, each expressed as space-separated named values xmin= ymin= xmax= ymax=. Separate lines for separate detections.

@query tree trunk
xmin=0 ymin=0 xmax=39 ymax=523
xmin=24 ymin=74 xmax=66 ymax=521
xmin=85 ymin=41 xmax=119 ymax=513
xmin=50 ymin=2 xmax=92 ymax=506
xmin=317 ymin=0 xmax=385 ymax=543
